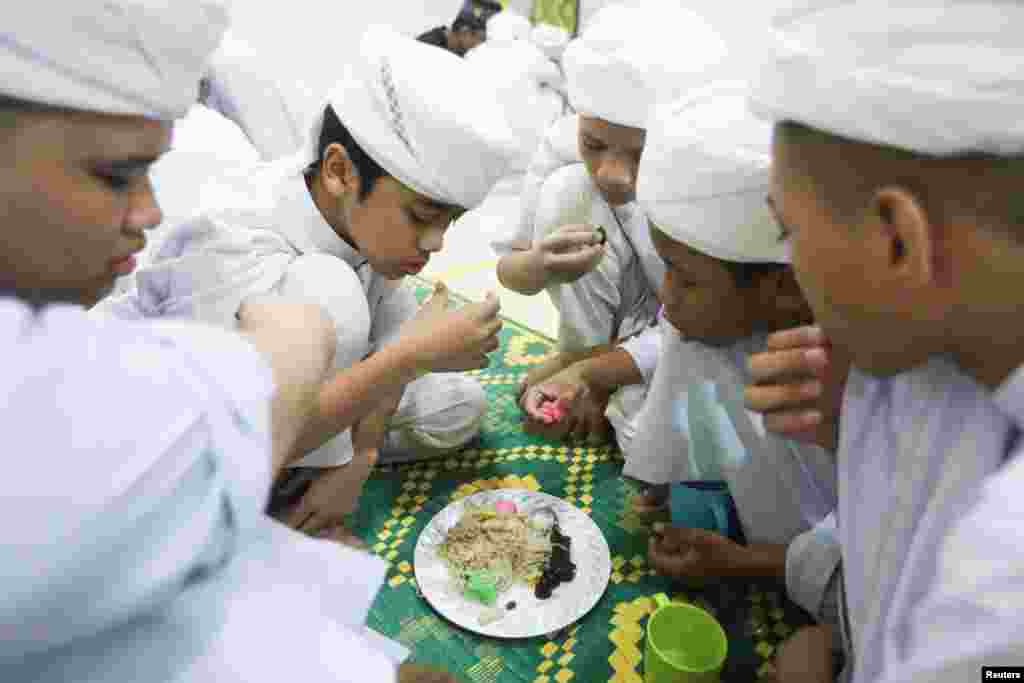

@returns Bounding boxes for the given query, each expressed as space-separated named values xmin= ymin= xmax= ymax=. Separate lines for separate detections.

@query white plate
xmin=414 ymin=489 xmax=611 ymax=639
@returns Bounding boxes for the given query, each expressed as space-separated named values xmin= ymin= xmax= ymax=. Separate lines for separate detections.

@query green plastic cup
xmin=644 ymin=593 xmax=728 ymax=683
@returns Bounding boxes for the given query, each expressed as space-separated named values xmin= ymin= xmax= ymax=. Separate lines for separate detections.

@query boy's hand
xmin=535 ymin=224 xmax=606 ymax=285
xmin=648 ymin=525 xmax=752 ymax=584
xmin=744 ymin=326 xmax=849 ymax=452
xmin=520 ymin=363 xmax=612 ymax=445
xmin=772 ymin=625 xmax=837 ymax=683
xmin=285 ymin=450 xmax=377 ymax=538
xmin=398 ymin=663 xmax=461 ymax=683
xmin=402 ymin=282 xmax=502 ymax=372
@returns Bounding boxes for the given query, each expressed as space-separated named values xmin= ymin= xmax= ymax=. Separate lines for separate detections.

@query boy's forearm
xmin=289 ymin=342 xmax=422 ymax=459
xmin=497 ymin=249 xmax=547 ymax=295
xmin=577 ymin=348 xmax=645 ymax=394
xmin=732 ymin=543 xmax=788 ymax=580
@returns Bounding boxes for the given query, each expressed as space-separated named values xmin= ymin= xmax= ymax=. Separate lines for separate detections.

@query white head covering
xmin=487 ymin=10 xmax=532 ymax=42
xmin=638 ymin=81 xmax=787 ymax=264
xmin=301 ymin=25 xmax=518 ymax=210
xmin=530 ymin=23 xmax=570 ymax=60
xmin=750 ymin=0 xmax=1024 ymax=157
xmin=0 ymin=0 xmax=229 ymax=120
xmin=562 ymin=2 xmax=729 ymax=129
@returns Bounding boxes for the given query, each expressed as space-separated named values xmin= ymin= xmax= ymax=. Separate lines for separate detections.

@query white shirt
xmin=836 ymin=358 xmax=1014 ymax=683
xmin=873 ymin=365 xmax=1024 ymax=682
xmin=0 ymin=298 xmax=402 ymax=681
xmin=99 ymin=156 xmax=421 ymax=467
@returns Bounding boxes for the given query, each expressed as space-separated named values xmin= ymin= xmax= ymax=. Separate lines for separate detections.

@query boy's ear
xmin=759 ymin=268 xmax=812 ymax=323
xmin=320 ymin=143 xmax=360 ymax=199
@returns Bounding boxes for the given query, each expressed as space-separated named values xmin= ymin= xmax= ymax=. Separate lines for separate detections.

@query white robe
xmin=0 ymin=298 xmax=405 ymax=681
xmin=112 ymin=104 xmax=260 ymax=297
xmin=625 ymin=315 xmax=837 ymax=547
xmin=835 ymin=358 xmax=1014 ymax=683
xmin=97 ymin=157 xmax=487 ymax=467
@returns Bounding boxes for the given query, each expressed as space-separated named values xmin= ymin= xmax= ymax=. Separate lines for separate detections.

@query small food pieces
xmin=535 ymin=524 xmax=576 ymax=600
xmin=494 ymin=500 xmax=518 ymax=515
xmin=465 ymin=570 xmax=499 ymax=606
xmin=539 ymin=399 xmax=566 ymax=425
xmin=594 ymin=225 xmax=607 ymax=245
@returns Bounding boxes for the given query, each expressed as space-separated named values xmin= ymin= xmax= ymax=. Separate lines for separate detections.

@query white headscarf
xmin=487 ymin=10 xmax=532 ymax=43
xmin=638 ymin=81 xmax=787 ymax=264
xmin=750 ymin=0 xmax=1024 ymax=157
xmin=530 ymin=23 xmax=570 ymax=60
xmin=301 ymin=25 xmax=519 ymax=210
xmin=562 ymin=2 xmax=729 ymax=129
xmin=0 ymin=0 xmax=229 ymax=120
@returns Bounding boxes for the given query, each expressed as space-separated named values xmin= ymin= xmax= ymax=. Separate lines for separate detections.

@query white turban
xmin=1 ymin=0 xmax=229 ymax=120
xmin=562 ymin=2 xmax=729 ymax=129
xmin=302 ymin=25 xmax=519 ymax=210
xmin=750 ymin=0 xmax=1024 ymax=157
xmin=487 ymin=10 xmax=532 ymax=43
xmin=638 ymin=81 xmax=787 ymax=264
xmin=530 ymin=23 xmax=570 ymax=60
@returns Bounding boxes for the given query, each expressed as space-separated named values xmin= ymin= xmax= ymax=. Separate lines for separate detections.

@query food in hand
xmin=539 ymin=399 xmax=566 ymax=424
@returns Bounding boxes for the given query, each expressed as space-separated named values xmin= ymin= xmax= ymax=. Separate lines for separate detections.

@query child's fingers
xmin=765 ymin=325 xmax=825 ymax=351
xmin=744 ymin=379 xmax=823 ymax=413
xmin=762 ymin=410 xmax=824 ymax=437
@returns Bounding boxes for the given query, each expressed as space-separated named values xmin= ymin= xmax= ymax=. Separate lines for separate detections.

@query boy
xmin=0 ymin=1 xmax=454 ymax=681
xmin=588 ymin=83 xmax=837 ymax=619
xmin=417 ymin=8 xmax=487 ymax=57
xmin=744 ymin=1 xmax=1024 ymax=679
xmin=98 ymin=25 xmax=517 ymax=542
xmin=492 ymin=2 xmax=730 ymax=455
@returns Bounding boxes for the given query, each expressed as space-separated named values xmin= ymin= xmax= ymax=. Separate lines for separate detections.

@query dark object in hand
xmin=594 ymin=225 xmax=607 ymax=245
xmin=535 ymin=524 xmax=576 ymax=600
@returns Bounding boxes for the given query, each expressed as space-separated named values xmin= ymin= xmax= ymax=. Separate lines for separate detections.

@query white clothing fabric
xmin=836 ymin=358 xmax=1014 ymax=683
xmin=97 ymin=159 xmax=486 ymax=468
xmin=0 ymin=298 xmax=405 ymax=681
xmin=625 ymin=314 xmax=837 ymax=546
xmin=562 ymin=2 xmax=729 ymax=128
xmin=786 ymin=511 xmax=843 ymax=622
xmin=875 ymin=378 xmax=1023 ymax=682
xmin=303 ymin=25 xmax=519 ymax=210
xmin=487 ymin=10 xmax=532 ymax=42
xmin=464 ymin=39 xmax=565 ymax=173
xmin=750 ymin=0 xmax=1024 ymax=157
xmin=491 ymin=113 xmax=582 ymax=256
xmin=0 ymin=0 xmax=228 ymax=119
xmin=533 ymin=163 xmax=664 ymax=352
xmin=112 ymin=104 xmax=260 ymax=296
xmin=530 ymin=23 xmax=570 ymax=60
xmin=203 ymin=31 xmax=318 ymax=160
xmin=639 ymin=81 xmax=787 ymax=264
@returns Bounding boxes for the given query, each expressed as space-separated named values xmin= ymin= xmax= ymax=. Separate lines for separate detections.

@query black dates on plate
xmin=535 ymin=524 xmax=576 ymax=600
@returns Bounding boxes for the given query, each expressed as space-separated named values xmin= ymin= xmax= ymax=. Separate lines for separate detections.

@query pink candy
xmin=539 ymin=400 xmax=566 ymax=424
xmin=495 ymin=500 xmax=518 ymax=515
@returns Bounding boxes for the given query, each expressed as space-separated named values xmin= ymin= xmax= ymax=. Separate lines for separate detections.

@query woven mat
xmin=348 ymin=282 xmax=812 ymax=682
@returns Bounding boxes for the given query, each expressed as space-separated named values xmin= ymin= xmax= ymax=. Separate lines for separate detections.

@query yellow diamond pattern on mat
xmin=608 ymin=595 xmax=658 ymax=680
xmin=557 ymin=653 xmax=574 ymax=667
xmin=537 ymin=661 xmax=555 ymax=674
xmin=452 ymin=473 xmax=542 ymax=501
xmin=554 ymin=670 xmax=574 ymax=683
xmin=610 ymin=671 xmax=644 ymax=683
xmin=533 ymin=677 xmax=551 ymax=683
xmin=388 ymin=574 xmax=407 ymax=588
xmin=541 ymin=642 xmax=559 ymax=658
xmin=505 ymin=334 xmax=554 ymax=366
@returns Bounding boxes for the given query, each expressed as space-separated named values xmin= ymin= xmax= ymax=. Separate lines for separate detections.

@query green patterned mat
xmin=531 ymin=0 xmax=579 ymax=36
xmin=348 ymin=282 xmax=812 ymax=682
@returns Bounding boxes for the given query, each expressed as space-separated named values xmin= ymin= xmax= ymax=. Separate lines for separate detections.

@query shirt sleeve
xmin=618 ymin=324 xmax=661 ymax=384
xmin=369 ymin=280 xmax=421 ymax=351
xmin=0 ymin=300 xmax=274 ymax=659
xmin=491 ymin=113 xmax=581 ymax=256
xmin=785 ymin=511 xmax=843 ymax=623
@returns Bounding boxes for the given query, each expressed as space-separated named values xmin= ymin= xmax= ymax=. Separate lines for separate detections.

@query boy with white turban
xmin=0 ymin=1 xmax=457 ymax=681
xmin=492 ymin=2 xmax=731 ymax=463
xmin=99 ymin=25 xmax=518 ymax=543
xmin=741 ymin=1 xmax=1024 ymax=680
xmin=604 ymin=83 xmax=838 ymax=631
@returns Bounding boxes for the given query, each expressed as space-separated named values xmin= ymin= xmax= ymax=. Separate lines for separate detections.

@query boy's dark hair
xmin=304 ymin=104 xmax=388 ymax=201
xmin=452 ymin=10 xmax=486 ymax=33
xmin=723 ymin=261 xmax=789 ymax=289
